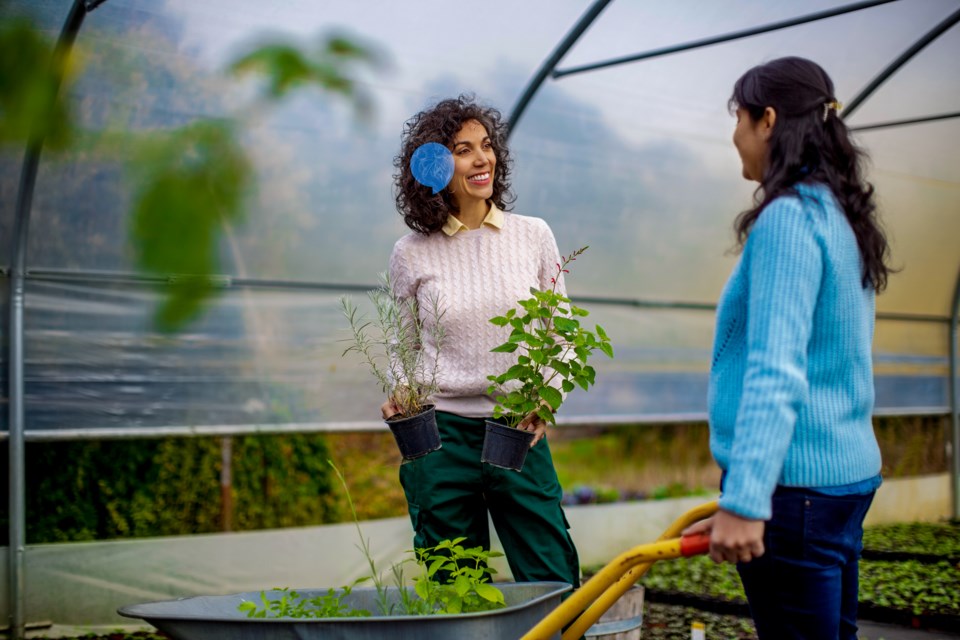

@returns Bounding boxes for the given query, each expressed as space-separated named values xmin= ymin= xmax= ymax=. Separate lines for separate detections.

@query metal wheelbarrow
xmin=119 ymin=500 xmax=718 ymax=640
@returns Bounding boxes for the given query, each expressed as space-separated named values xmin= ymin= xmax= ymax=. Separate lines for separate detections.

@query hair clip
xmin=822 ymin=100 xmax=843 ymax=122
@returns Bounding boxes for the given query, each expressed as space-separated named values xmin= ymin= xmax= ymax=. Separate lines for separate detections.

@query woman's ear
xmin=761 ymin=106 xmax=777 ymax=139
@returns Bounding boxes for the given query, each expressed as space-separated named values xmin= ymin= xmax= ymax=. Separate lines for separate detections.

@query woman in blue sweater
xmin=684 ymin=57 xmax=893 ymax=639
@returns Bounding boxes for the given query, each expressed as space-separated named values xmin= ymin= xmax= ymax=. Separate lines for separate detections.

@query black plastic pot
xmin=482 ymin=420 xmax=535 ymax=471
xmin=386 ymin=405 xmax=440 ymax=460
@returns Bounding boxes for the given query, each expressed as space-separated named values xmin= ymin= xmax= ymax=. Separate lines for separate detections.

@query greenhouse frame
xmin=2 ymin=0 xmax=959 ymax=637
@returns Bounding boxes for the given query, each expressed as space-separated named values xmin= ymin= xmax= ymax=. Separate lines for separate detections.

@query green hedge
xmin=1 ymin=434 xmax=336 ymax=544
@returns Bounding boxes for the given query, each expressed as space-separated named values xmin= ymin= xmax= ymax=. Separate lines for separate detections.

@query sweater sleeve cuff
xmin=717 ymin=471 xmax=774 ymax=521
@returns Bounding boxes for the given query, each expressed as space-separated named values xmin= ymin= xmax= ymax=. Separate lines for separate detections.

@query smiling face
xmin=732 ymin=106 xmax=773 ymax=182
xmin=448 ymin=119 xmax=496 ymax=208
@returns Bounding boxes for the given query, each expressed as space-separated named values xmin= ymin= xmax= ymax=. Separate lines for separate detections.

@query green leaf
xmin=505 ymin=364 xmax=532 ymax=380
xmin=427 ymin=557 xmax=446 ymax=576
xmin=539 ymin=387 xmax=563 ymax=411
xmin=446 ymin=595 xmax=463 ymax=614
xmin=562 ymin=380 xmax=575 ymax=393
xmin=414 ymin=579 xmax=429 ymax=600
xmin=554 ymin=317 xmax=579 ymax=332
xmin=506 ymin=391 xmax=527 ymax=405
xmin=454 ymin=575 xmax=471 ymax=597
xmin=130 ymin=121 xmax=252 ymax=332
xmin=491 ymin=343 xmax=519 ymax=353
xmin=596 ymin=324 xmax=609 ymax=341
xmin=600 ymin=342 xmax=614 ymax=358
xmin=518 ymin=400 xmax=537 ymax=415
xmin=475 ymin=583 xmax=506 ymax=604
xmin=1 ymin=23 xmax=76 ymax=150
xmin=230 ymin=44 xmax=315 ymax=97
xmin=489 ymin=316 xmax=509 ymax=327
xmin=584 ymin=366 xmax=596 ymax=384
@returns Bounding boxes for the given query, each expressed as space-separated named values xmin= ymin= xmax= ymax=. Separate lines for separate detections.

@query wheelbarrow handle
xmin=520 ymin=500 xmax=718 ymax=640
xmin=680 ymin=531 xmax=711 ymax=557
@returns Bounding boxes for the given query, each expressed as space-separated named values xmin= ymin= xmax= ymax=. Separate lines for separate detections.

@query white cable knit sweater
xmin=389 ymin=209 xmax=565 ymax=418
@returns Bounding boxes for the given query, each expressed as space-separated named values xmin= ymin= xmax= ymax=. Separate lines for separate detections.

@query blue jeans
xmin=737 ymin=486 xmax=875 ymax=640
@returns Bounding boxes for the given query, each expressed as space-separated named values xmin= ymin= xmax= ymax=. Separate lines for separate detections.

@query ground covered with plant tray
xmin=637 ymin=520 xmax=960 ymax=633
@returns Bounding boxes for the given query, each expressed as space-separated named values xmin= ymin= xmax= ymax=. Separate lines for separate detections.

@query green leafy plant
xmin=1 ymin=11 xmax=382 ymax=332
xmin=862 ymin=521 xmax=960 ymax=559
xmin=0 ymin=16 xmax=74 ymax=149
xmin=486 ymin=246 xmax=613 ymax=427
xmin=237 ymin=460 xmax=505 ymax=619
xmin=341 ymin=274 xmax=445 ymax=420
xmin=229 ymin=31 xmax=381 ymax=119
xmin=238 ymin=585 xmax=370 ymax=619
xmin=411 ymin=537 xmax=507 ymax=614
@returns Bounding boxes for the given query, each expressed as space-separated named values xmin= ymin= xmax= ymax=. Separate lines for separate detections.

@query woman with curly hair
xmin=381 ymin=95 xmax=580 ymax=589
xmin=684 ymin=57 xmax=892 ymax=639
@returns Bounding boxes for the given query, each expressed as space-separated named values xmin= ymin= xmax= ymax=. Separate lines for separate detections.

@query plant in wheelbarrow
xmin=237 ymin=461 xmax=506 ymax=620
xmin=484 ymin=246 xmax=613 ymax=471
xmin=341 ymin=273 xmax=446 ymax=460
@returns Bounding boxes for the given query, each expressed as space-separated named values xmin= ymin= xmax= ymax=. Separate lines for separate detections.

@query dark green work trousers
xmin=399 ymin=410 xmax=580 ymax=588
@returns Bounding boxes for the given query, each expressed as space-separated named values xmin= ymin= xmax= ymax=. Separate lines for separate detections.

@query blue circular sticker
xmin=411 ymin=142 xmax=454 ymax=194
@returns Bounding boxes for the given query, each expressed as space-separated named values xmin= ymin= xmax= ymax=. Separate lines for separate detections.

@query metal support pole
xmin=506 ymin=0 xmax=614 ymax=138
xmin=6 ymin=2 xmax=89 ymax=637
xmin=950 ymin=265 xmax=960 ymax=520
xmin=220 ymin=436 xmax=233 ymax=532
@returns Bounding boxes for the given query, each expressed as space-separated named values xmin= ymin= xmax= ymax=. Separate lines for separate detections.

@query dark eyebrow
xmin=453 ymin=137 xmax=491 ymax=148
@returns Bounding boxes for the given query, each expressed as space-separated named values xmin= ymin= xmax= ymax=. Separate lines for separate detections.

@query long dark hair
xmin=730 ymin=56 xmax=891 ymax=292
xmin=393 ymin=95 xmax=514 ymax=235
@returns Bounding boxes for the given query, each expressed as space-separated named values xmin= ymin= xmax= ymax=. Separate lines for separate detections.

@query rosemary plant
xmin=341 ymin=273 xmax=445 ymax=419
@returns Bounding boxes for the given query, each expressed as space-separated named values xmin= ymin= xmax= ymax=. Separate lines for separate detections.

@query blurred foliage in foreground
xmin=0 ymin=5 xmax=382 ymax=330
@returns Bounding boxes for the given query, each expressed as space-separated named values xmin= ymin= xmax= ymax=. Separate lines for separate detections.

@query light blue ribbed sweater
xmin=708 ymin=182 xmax=882 ymax=520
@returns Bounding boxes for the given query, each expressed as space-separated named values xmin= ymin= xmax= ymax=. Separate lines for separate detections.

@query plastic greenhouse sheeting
xmin=2 ymin=0 xmax=959 ymax=435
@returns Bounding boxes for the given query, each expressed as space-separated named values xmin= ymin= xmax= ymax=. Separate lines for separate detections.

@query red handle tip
xmin=680 ymin=532 xmax=711 ymax=557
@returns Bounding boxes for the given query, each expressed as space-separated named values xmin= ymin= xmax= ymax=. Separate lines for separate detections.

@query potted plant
xmin=340 ymin=274 xmax=445 ymax=459
xmin=484 ymin=246 xmax=613 ymax=471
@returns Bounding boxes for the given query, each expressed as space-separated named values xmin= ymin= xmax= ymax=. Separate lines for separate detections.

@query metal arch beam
xmin=550 ymin=0 xmax=899 ymax=79
xmin=950 ymin=263 xmax=960 ymax=520
xmin=5 ymin=0 xmax=103 ymax=637
xmin=849 ymin=111 xmax=960 ymax=132
xmin=505 ymin=0 xmax=614 ymax=139
xmin=843 ymin=6 xmax=960 ymax=119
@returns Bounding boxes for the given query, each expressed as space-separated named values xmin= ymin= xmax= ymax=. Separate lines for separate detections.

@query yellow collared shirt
xmin=441 ymin=204 xmax=504 ymax=236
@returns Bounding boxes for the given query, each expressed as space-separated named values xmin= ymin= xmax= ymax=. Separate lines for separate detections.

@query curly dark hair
xmin=393 ymin=95 xmax=514 ymax=234
xmin=730 ymin=56 xmax=892 ymax=292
